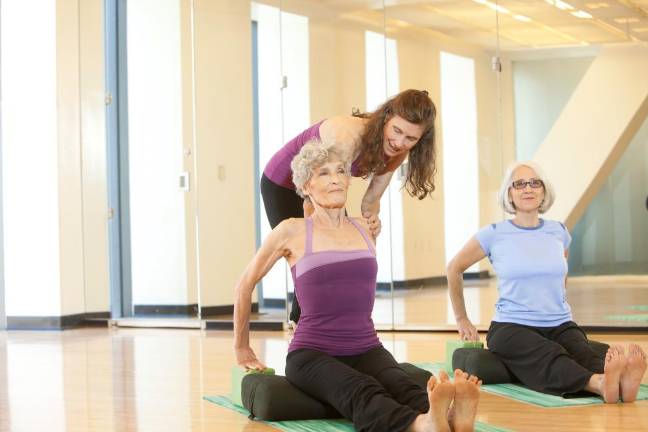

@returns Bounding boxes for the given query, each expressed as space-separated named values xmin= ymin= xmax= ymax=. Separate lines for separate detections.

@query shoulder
xmin=480 ymin=221 xmax=507 ymax=233
xmin=321 ymin=116 xmax=367 ymax=145
xmin=542 ymin=219 xmax=568 ymax=232
xmin=272 ymin=218 xmax=305 ymax=241
xmin=349 ymin=217 xmax=375 ymax=242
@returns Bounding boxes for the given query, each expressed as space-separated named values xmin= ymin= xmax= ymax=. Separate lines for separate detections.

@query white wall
xmin=127 ymin=0 xmax=188 ymax=305
xmin=1 ymin=0 xmax=62 ymax=316
xmin=440 ymin=52 xmax=479 ymax=271
xmin=533 ymin=44 xmax=648 ymax=228
xmin=513 ymin=56 xmax=594 ymax=160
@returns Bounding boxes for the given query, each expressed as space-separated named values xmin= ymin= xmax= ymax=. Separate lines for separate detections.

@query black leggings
xmin=285 ymin=346 xmax=428 ymax=432
xmin=260 ymin=174 xmax=303 ymax=321
xmin=487 ymin=320 xmax=605 ymax=396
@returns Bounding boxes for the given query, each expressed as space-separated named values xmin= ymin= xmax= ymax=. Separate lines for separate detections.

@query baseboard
xmin=262 ymin=293 xmax=295 ymax=310
xmin=205 ymin=320 xmax=284 ymax=331
xmin=376 ymin=271 xmax=489 ymax=291
xmin=133 ymin=303 xmax=199 ymax=316
xmin=6 ymin=311 xmax=111 ymax=330
xmin=200 ymin=303 xmax=259 ymax=317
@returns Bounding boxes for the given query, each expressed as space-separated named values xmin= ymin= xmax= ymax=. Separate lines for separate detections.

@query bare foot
xmin=600 ymin=346 xmax=625 ymax=403
xmin=450 ymin=370 xmax=481 ymax=432
xmin=620 ymin=344 xmax=647 ymax=402
xmin=410 ymin=372 xmax=454 ymax=432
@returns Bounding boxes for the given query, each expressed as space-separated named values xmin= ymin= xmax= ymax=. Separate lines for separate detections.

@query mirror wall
xmin=76 ymin=0 xmax=647 ymax=329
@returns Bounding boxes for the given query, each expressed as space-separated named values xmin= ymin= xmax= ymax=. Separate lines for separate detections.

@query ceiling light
xmin=585 ymin=2 xmax=609 ymax=9
xmin=514 ymin=15 xmax=532 ymax=22
xmin=571 ymin=10 xmax=593 ymax=18
xmin=472 ymin=0 xmax=510 ymax=14
xmin=545 ymin=0 xmax=575 ymax=10
xmin=614 ymin=17 xmax=640 ymax=24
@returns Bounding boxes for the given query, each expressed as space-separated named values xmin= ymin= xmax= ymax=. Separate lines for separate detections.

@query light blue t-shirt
xmin=475 ymin=219 xmax=572 ymax=327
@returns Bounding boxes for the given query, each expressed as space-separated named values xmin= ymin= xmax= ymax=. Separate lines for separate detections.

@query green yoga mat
xmin=418 ymin=362 xmax=648 ymax=408
xmin=628 ymin=305 xmax=648 ymax=312
xmin=604 ymin=314 xmax=648 ymax=322
xmin=205 ymin=395 xmax=510 ymax=432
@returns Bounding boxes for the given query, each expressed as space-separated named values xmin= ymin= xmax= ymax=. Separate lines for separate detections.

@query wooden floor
xmin=1 ymin=327 xmax=647 ymax=431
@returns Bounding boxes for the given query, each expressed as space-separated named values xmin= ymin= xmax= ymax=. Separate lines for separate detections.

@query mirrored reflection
xmin=266 ymin=0 xmax=394 ymax=326
xmin=494 ymin=0 xmax=648 ymax=328
xmin=108 ymin=0 xmax=199 ymax=320
xmin=382 ymin=1 xmax=503 ymax=329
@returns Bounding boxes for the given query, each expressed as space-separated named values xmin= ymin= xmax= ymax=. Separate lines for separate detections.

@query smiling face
xmin=382 ymin=115 xmax=425 ymax=158
xmin=508 ymin=165 xmax=545 ymax=214
xmin=302 ymin=157 xmax=350 ymax=209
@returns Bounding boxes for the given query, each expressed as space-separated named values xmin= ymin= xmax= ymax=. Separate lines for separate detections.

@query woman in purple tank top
xmin=236 ymin=141 xmax=481 ymax=432
xmin=261 ymin=89 xmax=438 ymax=322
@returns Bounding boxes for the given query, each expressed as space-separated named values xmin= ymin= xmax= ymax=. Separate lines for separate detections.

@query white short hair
xmin=290 ymin=139 xmax=351 ymax=198
xmin=497 ymin=160 xmax=555 ymax=214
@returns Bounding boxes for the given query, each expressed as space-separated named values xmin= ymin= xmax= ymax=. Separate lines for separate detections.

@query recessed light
xmin=585 ymin=2 xmax=609 ymax=9
xmin=546 ymin=0 xmax=575 ymax=11
xmin=514 ymin=15 xmax=532 ymax=22
xmin=571 ymin=10 xmax=593 ymax=19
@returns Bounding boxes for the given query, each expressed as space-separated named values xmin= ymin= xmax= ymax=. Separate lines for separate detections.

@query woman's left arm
xmin=564 ymin=249 xmax=569 ymax=288
xmin=360 ymin=153 xmax=408 ymax=236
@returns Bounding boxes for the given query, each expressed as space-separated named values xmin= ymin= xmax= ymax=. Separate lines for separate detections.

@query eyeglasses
xmin=511 ymin=179 xmax=544 ymax=190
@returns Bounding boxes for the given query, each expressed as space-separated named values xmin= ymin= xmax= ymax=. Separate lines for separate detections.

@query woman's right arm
xmin=234 ymin=220 xmax=296 ymax=369
xmin=446 ymin=237 xmax=486 ymax=341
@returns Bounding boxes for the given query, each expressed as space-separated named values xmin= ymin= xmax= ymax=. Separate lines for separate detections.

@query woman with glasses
xmin=446 ymin=161 xmax=647 ymax=403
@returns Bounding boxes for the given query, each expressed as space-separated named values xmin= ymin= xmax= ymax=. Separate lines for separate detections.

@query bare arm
xmin=564 ymin=249 xmax=569 ymax=288
xmin=360 ymin=153 xmax=408 ymax=236
xmin=446 ymin=237 xmax=487 ymax=341
xmin=233 ymin=220 xmax=295 ymax=369
xmin=360 ymin=170 xmax=394 ymax=220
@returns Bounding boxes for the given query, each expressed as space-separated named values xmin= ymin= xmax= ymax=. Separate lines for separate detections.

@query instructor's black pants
xmin=285 ymin=345 xmax=429 ymax=432
xmin=260 ymin=174 xmax=304 ymax=322
xmin=487 ymin=320 xmax=605 ymax=396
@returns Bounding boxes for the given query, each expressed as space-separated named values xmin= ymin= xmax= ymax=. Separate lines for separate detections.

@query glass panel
xmin=383 ymin=1 xmax=501 ymax=330
xmin=277 ymin=0 xmax=393 ymax=327
xmin=123 ymin=0 xmax=199 ymax=319
xmin=252 ymin=1 xmax=292 ymax=321
xmin=500 ymin=0 xmax=648 ymax=329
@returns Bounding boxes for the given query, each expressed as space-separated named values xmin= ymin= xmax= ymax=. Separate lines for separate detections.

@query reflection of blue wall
xmin=569 ymin=116 xmax=648 ymax=275
xmin=512 ymin=55 xmax=648 ymax=275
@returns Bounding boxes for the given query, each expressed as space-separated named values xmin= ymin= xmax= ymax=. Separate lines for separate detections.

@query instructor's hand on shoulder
xmin=363 ymin=212 xmax=381 ymax=238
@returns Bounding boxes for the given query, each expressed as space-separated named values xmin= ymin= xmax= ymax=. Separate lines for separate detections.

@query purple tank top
xmin=263 ymin=120 xmax=363 ymax=190
xmin=288 ymin=217 xmax=381 ymax=356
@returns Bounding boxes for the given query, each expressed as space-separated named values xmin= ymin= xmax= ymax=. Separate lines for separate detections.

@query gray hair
xmin=497 ymin=160 xmax=555 ymax=214
xmin=291 ymin=139 xmax=351 ymax=198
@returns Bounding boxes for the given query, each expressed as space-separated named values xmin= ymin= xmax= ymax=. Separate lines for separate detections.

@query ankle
xmin=585 ymin=374 xmax=603 ymax=395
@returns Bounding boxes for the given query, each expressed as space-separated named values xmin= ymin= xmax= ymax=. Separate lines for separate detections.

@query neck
xmin=513 ymin=211 xmax=540 ymax=228
xmin=311 ymin=206 xmax=346 ymax=227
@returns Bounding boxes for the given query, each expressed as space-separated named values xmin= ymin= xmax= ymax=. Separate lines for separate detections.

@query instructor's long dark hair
xmin=353 ymin=89 xmax=437 ymax=199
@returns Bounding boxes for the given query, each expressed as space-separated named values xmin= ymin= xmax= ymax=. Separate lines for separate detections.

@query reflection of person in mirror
xmin=236 ymin=141 xmax=480 ymax=432
xmin=447 ymin=161 xmax=647 ymax=403
xmin=261 ymin=89 xmax=438 ymax=323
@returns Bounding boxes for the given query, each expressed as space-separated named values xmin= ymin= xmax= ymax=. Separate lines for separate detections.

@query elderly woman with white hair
xmin=235 ymin=139 xmax=481 ymax=432
xmin=446 ymin=161 xmax=647 ymax=403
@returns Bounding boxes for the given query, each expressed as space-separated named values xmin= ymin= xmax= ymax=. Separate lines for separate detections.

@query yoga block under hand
xmin=445 ymin=340 xmax=483 ymax=372
xmin=231 ymin=367 xmax=275 ymax=406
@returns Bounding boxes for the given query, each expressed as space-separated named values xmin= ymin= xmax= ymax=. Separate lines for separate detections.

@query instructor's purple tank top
xmin=263 ymin=120 xmax=363 ymax=190
xmin=288 ymin=217 xmax=381 ymax=356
